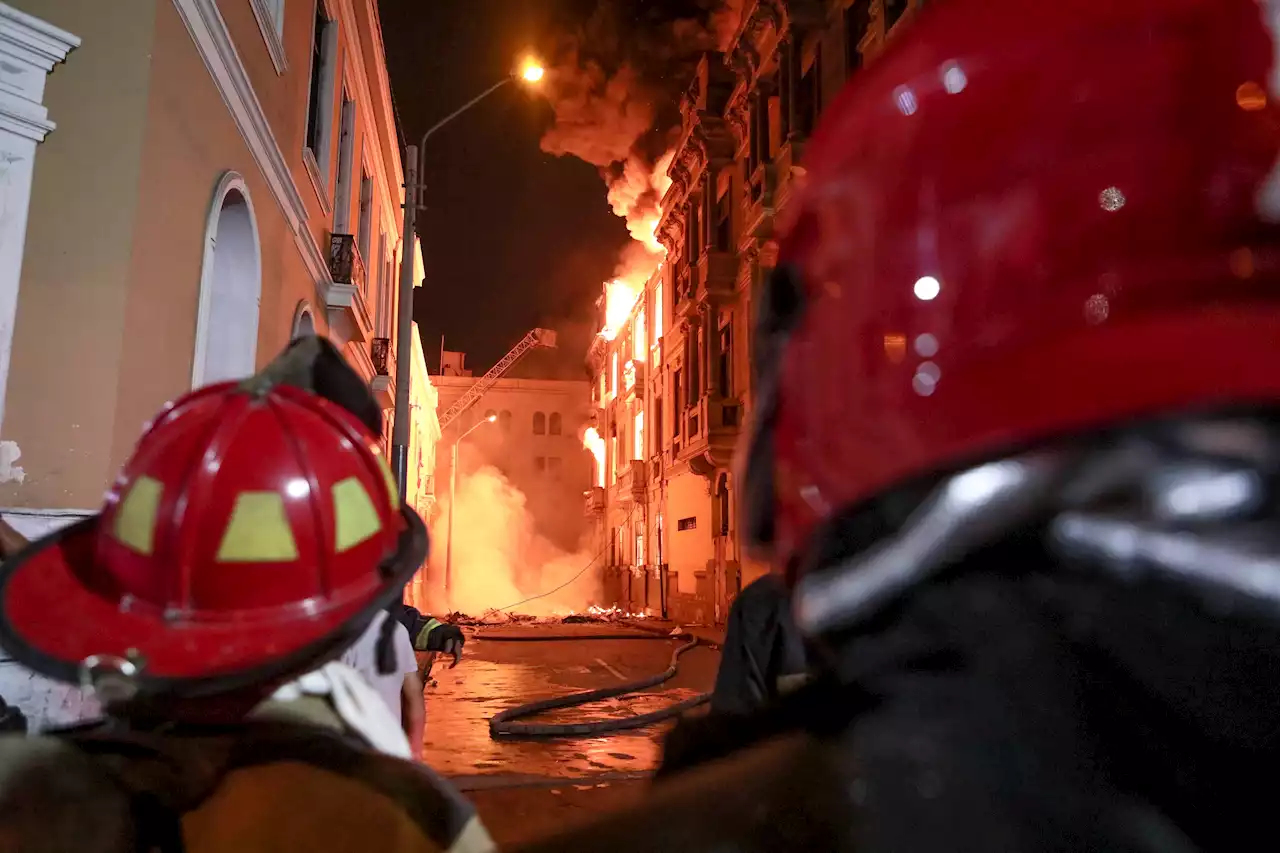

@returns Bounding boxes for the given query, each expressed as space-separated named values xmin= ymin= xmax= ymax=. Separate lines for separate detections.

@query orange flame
xmin=599 ymin=150 xmax=674 ymax=342
xmin=583 ymin=426 xmax=606 ymax=487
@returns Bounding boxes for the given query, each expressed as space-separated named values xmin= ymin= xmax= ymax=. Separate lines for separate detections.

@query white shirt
xmin=339 ymin=611 xmax=418 ymax=725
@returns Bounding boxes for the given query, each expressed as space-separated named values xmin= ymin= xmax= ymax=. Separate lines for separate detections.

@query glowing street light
xmin=392 ymin=57 xmax=546 ymax=499
xmin=520 ymin=59 xmax=545 ymax=84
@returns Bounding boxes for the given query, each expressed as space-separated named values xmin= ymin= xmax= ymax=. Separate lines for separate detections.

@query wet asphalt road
xmin=420 ymin=622 xmax=720 ymax=846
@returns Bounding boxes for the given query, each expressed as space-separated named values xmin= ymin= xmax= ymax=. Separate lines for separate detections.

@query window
xmin=609 ymin=436 xmax=617 ymax=485
xmin=634 ymin=411 xmax=644 ymax=461
xmin=549 ymin=412 xmax=562 ymax=435
xmin=672 ymin=370 xmax=682 ymax=437
xmin=533 ymin=412 xmax=546 ymax=435
xmin=547 ymin=456 xmax=562 ymax=478
xmin=635 ymin=532 xmax=644 ymax=568
xmin=718 ymin=324 xmax=732 ymax=396
xmin=334 ymin=93 xmax=357 ymax=233
xmin=534 ymin=456 xmax=546 ymax=472
xmin=654 ymin=396 xmax=664 ymax=451
xmin=250 ymin=0 xmax=287 ymax=74
xmin=718 ymin=474 xmax=730 ymax=537
xmin=500 ymin=410 xmax=513 ymax=432
xmin=688 ymin=331 xmax=701 ymax=403
xmin=845 ymin=1 xmax=871 ymax=75
xmin=797 ymin=45 xmax=822 ymax=137
xmin=291 ymin=301 xmax=316 ymax=340
xmin=885 ymin=0 xmax=908 ymax=30
xmin=357 ymin=168 xmax=373 ymax=268
xmin=677 ymin=517 xmax=697 ymax=532
xmin=376 ymin=233 xmax=391 ymax=335
xmin=304 ymin=7 xmax=337 ymax=170
xmin=485 ymin=409 xmax=497 ymax=421
xmin=653 ymin=281 xmax=663 ymax=345
xmin=715 ymin=186 xmax=732 ymax=251
xmin=611 ymin=352 xmax=619 ymax=396
xmin=686 ymin=198 xmax=702 ymax=261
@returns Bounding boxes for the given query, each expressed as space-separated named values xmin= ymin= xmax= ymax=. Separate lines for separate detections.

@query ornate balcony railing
xmin=370 ymin=337 xmax=391 ymax=376
xmin=328 ymin=233 xmax=366 ymax=292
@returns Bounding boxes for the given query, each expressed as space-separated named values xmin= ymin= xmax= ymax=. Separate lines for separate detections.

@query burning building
xmin=584 ymin=0 xmax=926 ymax=625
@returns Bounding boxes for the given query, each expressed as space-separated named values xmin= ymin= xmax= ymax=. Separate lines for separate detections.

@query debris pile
xmin=446 ymin=604 xmax=651 ymax=627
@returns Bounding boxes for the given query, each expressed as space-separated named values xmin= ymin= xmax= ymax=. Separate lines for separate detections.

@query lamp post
xmin=444 ymin=413 xmax=497 ymax=595
xmin=390 ymin=58 xmax=544 ymax=497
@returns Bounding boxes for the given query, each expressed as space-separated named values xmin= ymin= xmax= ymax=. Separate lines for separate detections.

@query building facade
xmin=588 ymin=0 xmax=929 ymax=625
xmin=429 ymin=367 xmax=592 ymax=609
xmin=0 ymin=0 xmax=420 ymax=537
xmin=0 ymin=0 xmax=437 ymax=729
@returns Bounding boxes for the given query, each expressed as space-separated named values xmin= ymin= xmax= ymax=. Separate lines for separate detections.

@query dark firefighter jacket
xmin=0 ymin=693 xmax=493 ymax=853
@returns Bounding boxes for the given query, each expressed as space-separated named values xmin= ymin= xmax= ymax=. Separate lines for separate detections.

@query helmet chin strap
xmin=794 ymin=413 xmax=1280 ymax=637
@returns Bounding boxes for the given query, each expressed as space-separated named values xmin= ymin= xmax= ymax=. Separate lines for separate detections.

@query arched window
xmin=484 ymin=409 xmax=497 ymax=422
xmin=548 ymin=412 xmax=562 ymax=435
xmin=291 ymin=301 xmax=316 ymax=340
xmin=533 ymin=412 xmax=546 ymax=435
xmin=500 ymin=410 xmax=512 ymax=431
xmin=193 ymin=173 xmax=262 ymax=388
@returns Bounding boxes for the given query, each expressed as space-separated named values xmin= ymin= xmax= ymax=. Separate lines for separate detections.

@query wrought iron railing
xmin=328 ymin=233 xmax=366 ymax=292
xmin=370 ymin=337 xmax=391 ymax=376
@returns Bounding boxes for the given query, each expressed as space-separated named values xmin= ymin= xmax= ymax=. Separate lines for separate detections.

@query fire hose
xmin=480 ymin=631 xmax=711 ymax=739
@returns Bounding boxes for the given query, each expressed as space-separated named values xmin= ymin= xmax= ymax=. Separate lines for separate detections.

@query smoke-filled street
xmin=423 ymin=621 xmax=720 ymax=847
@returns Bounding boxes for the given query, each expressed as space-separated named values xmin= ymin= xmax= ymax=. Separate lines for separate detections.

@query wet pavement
xmin=423 ymin=621 xmax=719 ymax=784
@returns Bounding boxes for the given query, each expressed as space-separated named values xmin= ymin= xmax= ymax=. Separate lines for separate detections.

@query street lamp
xmin=444 ymin=413 xmax=497 ymax=595
xmin=391 ymin=59 xmax=545 ymax=498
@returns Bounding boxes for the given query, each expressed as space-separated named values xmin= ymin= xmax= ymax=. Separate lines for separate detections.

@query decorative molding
xmin=0 ymin=3 xmax=79 ymax=144
xmin=247 ymin=0 xmax=287 ymax=75
xmin=170 ymin=0 xmax=328 ymax=302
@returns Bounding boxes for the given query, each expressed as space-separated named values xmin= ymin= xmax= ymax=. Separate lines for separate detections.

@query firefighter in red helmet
xmin=518 ymin=1 xmax=1280 ymax=850
xmin=0 ymin=337 xmax=492 ymax=853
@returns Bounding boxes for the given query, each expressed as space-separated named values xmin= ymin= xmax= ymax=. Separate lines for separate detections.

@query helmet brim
xmin=0 ymin=506 xmax=428 ymax=701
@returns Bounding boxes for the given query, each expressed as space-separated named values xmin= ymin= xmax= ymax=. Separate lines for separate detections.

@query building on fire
xmin=587 ymin=0 xmax=929 ymax=624
xmin=0 ymin=0 xmax=441 ymax=729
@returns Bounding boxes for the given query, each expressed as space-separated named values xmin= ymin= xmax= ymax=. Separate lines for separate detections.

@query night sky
xmin=380 ymin=0 xmax=624 ymax=379
xmin=378 ymin=0 xmax=734 ymax=378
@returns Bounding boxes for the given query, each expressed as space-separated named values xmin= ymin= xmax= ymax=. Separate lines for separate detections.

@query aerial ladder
xmin=437 ymin=328 xmax=557 ymax=431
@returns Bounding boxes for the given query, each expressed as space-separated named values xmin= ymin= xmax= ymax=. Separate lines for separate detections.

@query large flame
xmin=598 ymin=150 xmax=675 ymax=342
xmin=583 ymin=426 xmax=606 ymax=488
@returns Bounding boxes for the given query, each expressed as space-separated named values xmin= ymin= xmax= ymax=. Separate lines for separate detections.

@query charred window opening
xmin=533 ymin=411 xmax=546 ymax=435
xmin=677 ymin=517 xmax=697 ymax=532
xmin=845 ymin=0 xmax=871 ymax=75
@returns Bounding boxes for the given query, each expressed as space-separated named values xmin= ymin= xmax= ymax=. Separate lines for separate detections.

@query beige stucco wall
xmin=1 ymin=0 xmax=159 ymax=509
xmin=2 ymin=0 xmax=329 ymax=512
xmin=666 ymin=469 xmax=713 ymax=593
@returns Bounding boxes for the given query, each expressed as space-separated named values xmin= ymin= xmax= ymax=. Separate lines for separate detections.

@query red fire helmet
xmin=741 ymin=0 xmax=1280 ymax=572
xmin=0 ymin=379 xmax=425 ymax=699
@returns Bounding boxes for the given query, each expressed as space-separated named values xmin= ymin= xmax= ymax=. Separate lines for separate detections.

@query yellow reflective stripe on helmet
xmin=114 ymin=476 xmax=163 ymax=555
xmin=332 ymin=477 xmax=381 ymax=552
xmin=217 ymin=492 xmax=299 ymax=562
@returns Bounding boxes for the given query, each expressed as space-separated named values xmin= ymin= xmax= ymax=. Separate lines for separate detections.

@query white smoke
xmin=431 ymin=466 xmax=601 ymax=617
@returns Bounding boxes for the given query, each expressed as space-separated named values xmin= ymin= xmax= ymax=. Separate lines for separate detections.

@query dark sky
xmin=379 ymin=0 xmax=627 ymax=380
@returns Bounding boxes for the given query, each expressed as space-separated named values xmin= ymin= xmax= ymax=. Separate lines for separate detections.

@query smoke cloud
xmin=432 ymin=466 xmax=601 ymax=617
xmin=538 ymin=0 xmax=746 ymax=256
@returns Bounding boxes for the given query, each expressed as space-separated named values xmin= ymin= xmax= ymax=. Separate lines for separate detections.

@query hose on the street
xmin=481 ymin=631 xmax=711 ymax=739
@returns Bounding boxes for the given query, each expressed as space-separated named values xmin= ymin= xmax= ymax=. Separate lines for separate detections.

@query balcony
xmin=324 ymin=234 xmax=373 ymax=346
xmin=695 ymin=250 xmax=737 ymax=300
xmin=585 ymin=486 xmax=606 ymax=516
xmin=369 ymin=336 xmax=394 ymax=408
xmin=744 ymin=163 xmax=778 ymax=239
xmin=623 ymin=359 xmax=646 ymax=394
xmin=678 ymin=395 xmax=743 ymax=470
xmin=617 ymin=459 xmax=646 ymax=500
